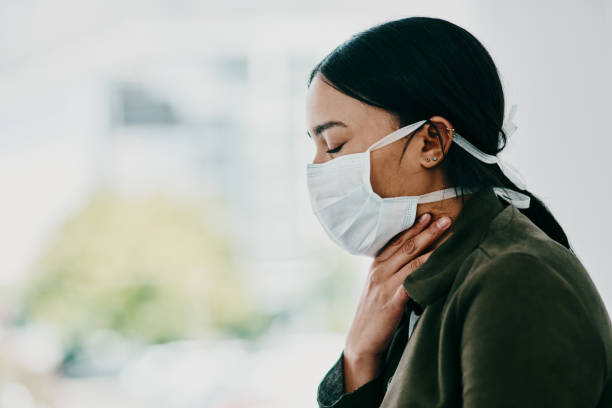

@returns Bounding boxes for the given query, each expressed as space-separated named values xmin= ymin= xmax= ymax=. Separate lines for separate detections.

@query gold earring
xmin=446 ymin=126 xmax=454 ymax=137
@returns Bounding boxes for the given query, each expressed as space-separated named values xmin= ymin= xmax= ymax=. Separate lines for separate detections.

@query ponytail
xmin=516 ymin=190 xmax=572 ymax=252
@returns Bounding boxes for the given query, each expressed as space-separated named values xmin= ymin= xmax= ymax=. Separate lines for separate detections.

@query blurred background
xmin=0 ymin=0 xmax=610 ymax=407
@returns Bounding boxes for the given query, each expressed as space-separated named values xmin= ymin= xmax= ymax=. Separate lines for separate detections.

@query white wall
xmin=466 ymin=0 xmax=612 ymax=310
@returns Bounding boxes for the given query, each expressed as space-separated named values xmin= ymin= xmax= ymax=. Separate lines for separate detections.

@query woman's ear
xmin=419 ymin=115 xmax=454 ymax=168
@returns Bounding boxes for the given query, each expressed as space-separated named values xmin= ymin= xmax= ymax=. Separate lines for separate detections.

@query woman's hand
xmin=342 ymin=213 xmax=452 ymax=393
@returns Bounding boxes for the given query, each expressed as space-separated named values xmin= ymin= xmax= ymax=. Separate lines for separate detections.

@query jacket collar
xmin=402 ymin=186 xmax=507 ymax=308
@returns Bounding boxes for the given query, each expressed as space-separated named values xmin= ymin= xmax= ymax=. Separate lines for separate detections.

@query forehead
xmin=306 ymin=74 xmax=369 ymax=125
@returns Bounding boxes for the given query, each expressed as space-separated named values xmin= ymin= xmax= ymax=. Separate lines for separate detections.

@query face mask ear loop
xmin=366 ymin=120 xmax=428 ymax=153
xmin=451 ymin=132 xmax=527 ymax=191
xmin=449 ymin=103 xmax=531 ymax=209
xmin=501 ymin=104 xmax=518 ymax=138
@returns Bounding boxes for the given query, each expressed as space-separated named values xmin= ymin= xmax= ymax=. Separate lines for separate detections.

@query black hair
xmin=308 ymin=16 xmax=572 ymax=251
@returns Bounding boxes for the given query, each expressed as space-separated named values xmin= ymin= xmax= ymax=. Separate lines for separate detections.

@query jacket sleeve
xmin=458 ymin=252 xmax=606 ymax=408
xmin=317 ymin=350 xmax=386 ymax=408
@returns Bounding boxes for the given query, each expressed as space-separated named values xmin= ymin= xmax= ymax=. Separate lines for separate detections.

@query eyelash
xmin=326 ymin=143 xmax=346 ymax=154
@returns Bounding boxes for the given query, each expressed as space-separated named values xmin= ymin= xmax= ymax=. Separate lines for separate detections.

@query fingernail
xmin=418 ymin=213 xmax=430 ymax=224
xmin=436 ymin=217 xmax=451 ymax=228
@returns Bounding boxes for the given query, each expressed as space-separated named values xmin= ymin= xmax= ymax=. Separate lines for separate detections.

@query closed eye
xmin=326 ymin=143 xmax=346 ymax=154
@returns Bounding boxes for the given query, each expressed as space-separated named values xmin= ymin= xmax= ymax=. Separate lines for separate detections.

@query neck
xmin=417 ymin=193 xmax=473 ymax=252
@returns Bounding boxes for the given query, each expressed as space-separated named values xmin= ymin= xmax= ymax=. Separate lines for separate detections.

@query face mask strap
xmin=492 ymin=186 xmax=531 ymax=209
xmin=451 ymin=132 xmax=527 ymax=190
xmin=361 ymin=104 xmax=530 ymax=208
xmin=501 ymin=104 xmax=518 ymax=138
xmin=416 ymin=186 xmax=480 ymax=204
xmin=367 ymin=120 xmax=427 ymax=153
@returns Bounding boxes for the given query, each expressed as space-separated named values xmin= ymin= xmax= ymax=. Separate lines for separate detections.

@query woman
xmin=305 ymin=17 xmax=612 ymax=407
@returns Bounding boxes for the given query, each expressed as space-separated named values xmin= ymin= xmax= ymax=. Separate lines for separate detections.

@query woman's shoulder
xmin=451 ymin=205 xmax=612 ymax=379
xmin=457 ymin=204 xmax=601 ymax=315
xmin=467 ymin=204 xmax=593 ymax=294
xmin=452 ymin=241 xmax=610 ymax=406
xmin=477 ymin=204 xmax=572 ymax=265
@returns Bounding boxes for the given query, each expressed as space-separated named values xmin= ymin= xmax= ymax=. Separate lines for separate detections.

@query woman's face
xmin=305 ymin=73 xmax=454 ymax=199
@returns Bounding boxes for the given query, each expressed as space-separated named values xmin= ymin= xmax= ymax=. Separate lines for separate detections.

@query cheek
xmin=369 ymin=149 xmax=400 ymax=198
xmin=369 ymin=140 xmax=420 ymax=198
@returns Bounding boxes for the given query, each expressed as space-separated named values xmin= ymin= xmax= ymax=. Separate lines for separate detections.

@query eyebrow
xmin=307 ymin=120 xmax=348 ymax=138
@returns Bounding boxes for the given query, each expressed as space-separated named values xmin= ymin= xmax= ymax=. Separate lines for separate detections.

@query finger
xmin=392 ymin=251 xmax=433 ymax=287
xmin=374 ymin=213 xmax=432 ymax=263
xmin=384 ymin=216 xmax=451 ymax=274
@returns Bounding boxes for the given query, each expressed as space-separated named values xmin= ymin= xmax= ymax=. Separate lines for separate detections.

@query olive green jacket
xmin=317 ymin=187 xmax=612 ymax=407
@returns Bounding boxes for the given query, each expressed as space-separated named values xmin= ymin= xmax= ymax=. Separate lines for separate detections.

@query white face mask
xmin=306 ymin=106 xmax=530 ymax=257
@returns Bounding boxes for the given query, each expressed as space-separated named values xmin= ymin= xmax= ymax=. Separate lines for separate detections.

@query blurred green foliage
xmin=306 ymin=251 xmax=361 ymax=333
xmin=19 ymin=189 xmax=273 ymax=345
